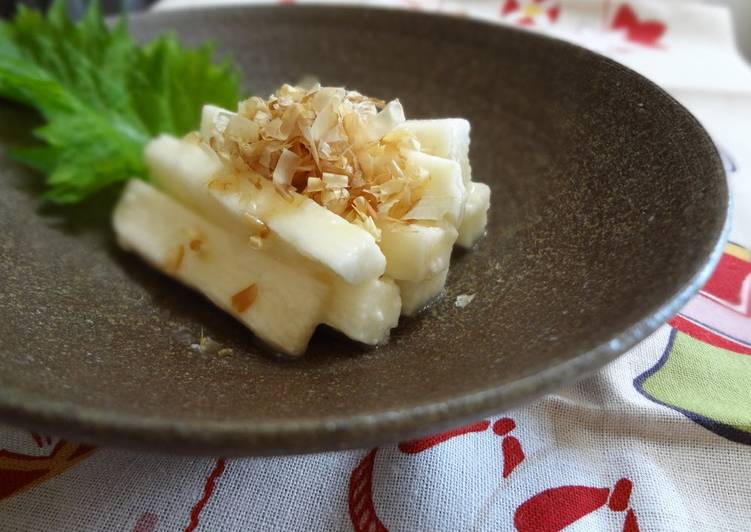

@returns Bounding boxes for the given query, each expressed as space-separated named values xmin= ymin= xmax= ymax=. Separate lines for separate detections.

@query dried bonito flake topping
xmin=231 ymin=283 xmax=258 ymax=313
xmin=204 ymin=84 xmax=432 ymax=238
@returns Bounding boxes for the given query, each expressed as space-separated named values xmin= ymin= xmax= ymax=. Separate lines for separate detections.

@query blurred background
xmin=1 ymin=0 xmax=750 ymax=61
xmin=0 ymin=0 xmax=154 ymax=18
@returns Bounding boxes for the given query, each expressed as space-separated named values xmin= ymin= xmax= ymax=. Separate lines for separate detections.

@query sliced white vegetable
xmin=113 ymin=180 xmax=328 ymax=356
xmin=457 ymin=182 xmax=491 ymax=248
xmin=264 ymin=196 xmax=386 ymax=284
xmin=326 ymin=277 xmax=401 ymax=345
xmin=398 ymin=118 xmax=472 ymax=186
xmin=200 ymin=104 xmax=230 ymax=140
xmin=377 ymin=220 xmax=457 ymax=282
xmin=403 ymin=150 xmax=466 ymax=226
xmin=397 ymin=268 xmax=449 ymax=316
xmin=120 ymin=99 xmax=492 ymax=356
xmin=146 ymin=134 xmax=386 ymax=284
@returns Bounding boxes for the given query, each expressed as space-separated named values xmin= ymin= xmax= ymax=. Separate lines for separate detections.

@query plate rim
xmin=0 ymin=3 xmax=731 ymax=455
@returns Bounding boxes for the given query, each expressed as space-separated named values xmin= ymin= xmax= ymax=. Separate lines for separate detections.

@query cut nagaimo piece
xmin=378 ymin=220 xmax=457 ymax=282
xmin=201 ymin=104 xmax=232 ymax=140
xmin=146 ymin=135 xmax=386 ymax=284
xmin=200 ymin=104 xmax=230 ymax=140
xmin=457 ymin=182 xmax=491 ymax=248
xmin=113 ymin=179 xmax=328 ymax=356
xmin=398 ymin=269 xmax=449 ymax=316
xmin=145 ymin=135 xmax=246 ymax=234
xmin=403 ymin=150 xmax=466 ymax=226
xmin=326 ymin=277 xmax=401 ymax=344
xmin=264 ymin=197 xmax=387 ymax=284
xmin=115 ymin=179 xmax=402 ymax=351
xmin=397 ymin=119 xmax=472 ymax=186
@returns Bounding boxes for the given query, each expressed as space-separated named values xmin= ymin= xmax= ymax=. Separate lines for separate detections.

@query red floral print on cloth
xmin=500 ymin=0 xmax=561 ymax=27
xmin=184 ymin=459 xmax=226 ymax=532
xmin=493 ymin=418 xmax=525 ymax=478
xmin=399 ymin=417 xmax=525 ymax=477
xmin=514 ymin=478 xmax=640 ymax=531
xmin=348 ymin=418 xmax=525 ymax=531
xmin=0 ymin=433 xmax=95 ymax=500
xmin=610 ymin=3 xmax=666 ymax=47
xmin=132 ymin=512 xmax=159 ymax=532
xmin=349 ymin=449 xmax=388 ymax=532
xmin=398 ymin=420 xmax=491 ymax=453
xmin=29 ymin=432 xmax=53 ymax=448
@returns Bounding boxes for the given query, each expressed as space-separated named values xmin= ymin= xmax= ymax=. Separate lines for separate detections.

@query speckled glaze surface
xmin=0 ymin=5 xmax=728 ymax=455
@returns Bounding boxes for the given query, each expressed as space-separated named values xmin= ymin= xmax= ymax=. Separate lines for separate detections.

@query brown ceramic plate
xmin=0 ymin=5 xmax=728 ymax=456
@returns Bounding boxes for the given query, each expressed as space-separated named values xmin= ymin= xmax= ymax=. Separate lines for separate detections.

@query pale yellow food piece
xmin=397 ymin=269 xmax=449 ymax=316
xmin=397 ymin=118 xmax=472 ymax=186
xmin=457 ymin=182 xmax=491 ymax=248
xmin=403 ymin=150 xmax=466 ymax=226
xmin=378 ymin=221 xmax=457 ymax=282
xmin=118 ymin=91 xmax=491 ymax=355
xmin=113 ymin=180 xmax=328 ymax=356
xmin=326 ymin=276 xmax=401 ymax=344
xmin=146 ymin=135 xmax=386 ymax=284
